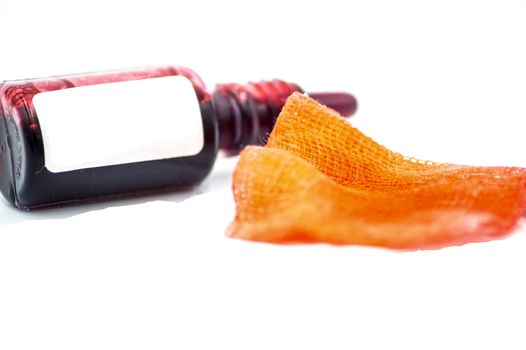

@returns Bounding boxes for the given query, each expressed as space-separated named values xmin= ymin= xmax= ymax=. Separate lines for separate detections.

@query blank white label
xmin=32 ymin=75 xmax=204 ymax=173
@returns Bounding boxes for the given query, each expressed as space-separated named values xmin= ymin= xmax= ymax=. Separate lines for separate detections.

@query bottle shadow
xmin=0 ymin=157 xmax=236 ymax=229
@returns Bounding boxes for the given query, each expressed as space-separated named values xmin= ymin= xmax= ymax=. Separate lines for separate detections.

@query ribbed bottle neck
xmin=212 ymin=80 xmax=302 ymax=155
xmin=212 ymin=80 xmax=358 ymax=155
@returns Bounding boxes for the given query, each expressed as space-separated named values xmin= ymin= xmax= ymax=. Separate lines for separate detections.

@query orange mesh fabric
xmin=227 ymin=93 xmax=526 ymax=249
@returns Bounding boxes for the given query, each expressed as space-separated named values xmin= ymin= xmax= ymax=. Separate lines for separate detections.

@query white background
xmin=1 ymin=1 xmax=526 ymax=349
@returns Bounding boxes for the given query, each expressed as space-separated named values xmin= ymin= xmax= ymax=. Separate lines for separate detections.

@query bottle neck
xmin=212 ymin=80 xmax=358 ymax=155
xmin=212 ymin=80 xmax=302 ymax=155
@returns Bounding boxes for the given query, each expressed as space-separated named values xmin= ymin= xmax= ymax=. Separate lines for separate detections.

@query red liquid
xmin=0 ymin=66 xmax=357 ymax=209
xmin=0 ymin=67 xmax=218 ymax=209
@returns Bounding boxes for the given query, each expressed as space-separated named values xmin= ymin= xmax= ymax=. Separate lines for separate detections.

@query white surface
xmin=1 ymin=1 xmax=526 ymax=349
xmin=34 ymin=75 xmax=203 ymax=172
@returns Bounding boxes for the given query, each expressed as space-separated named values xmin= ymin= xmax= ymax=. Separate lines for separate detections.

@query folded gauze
xmin=227 ymin=93 xmax=526 ymax=249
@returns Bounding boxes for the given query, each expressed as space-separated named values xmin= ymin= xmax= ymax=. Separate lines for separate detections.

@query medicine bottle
xmin=0 ymin=66 xmax=356 ymax=209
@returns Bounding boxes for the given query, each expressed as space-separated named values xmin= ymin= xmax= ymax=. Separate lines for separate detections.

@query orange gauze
xmin=227 ymin=92 xmax=526 ymax=249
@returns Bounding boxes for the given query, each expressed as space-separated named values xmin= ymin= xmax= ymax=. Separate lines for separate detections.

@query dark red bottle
xmin=0 ymin=66 xmax=357 ymax=209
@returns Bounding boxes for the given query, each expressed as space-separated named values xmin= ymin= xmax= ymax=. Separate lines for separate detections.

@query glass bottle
xmin=0 ymin=66 xmax=357 ymax=209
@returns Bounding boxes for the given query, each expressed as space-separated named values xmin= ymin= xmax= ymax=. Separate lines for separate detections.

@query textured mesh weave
xmin=227 ymin=93 xmax=526 ymax=249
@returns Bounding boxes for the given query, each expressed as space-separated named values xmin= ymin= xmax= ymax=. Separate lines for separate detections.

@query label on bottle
xmin=33 ymin=75 xmax=205 ymax=173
